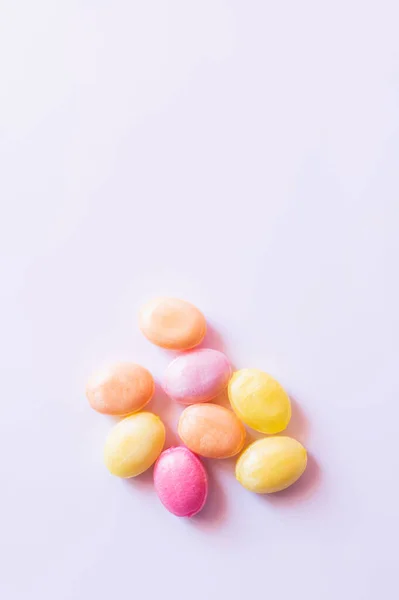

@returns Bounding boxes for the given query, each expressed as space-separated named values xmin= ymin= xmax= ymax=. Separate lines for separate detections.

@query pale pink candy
xmin=153 ymin=447 xmax=208 ymax=517
xmin=163 ymin=348 xmax=231 ymax=404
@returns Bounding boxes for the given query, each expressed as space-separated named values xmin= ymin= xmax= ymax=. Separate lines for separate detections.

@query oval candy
xmin=236 ymin=436 xmax=307 ymax=493
xmin=154 ymin=447 xmax=208 ymax=517
xmin=178 ymin=403 xmax=246 ymax=459
xmin=164 ymin=348 xmax=231 ymax=404
xmin=104 ymin=412 xmax=165 ymax=478
xmin=86 ymin=362 xmax=154 ymax=416
xmin=139 ymin=297 xmax=206 ymax=350
xmin=228 ymin=368 xmax=291 ymax=434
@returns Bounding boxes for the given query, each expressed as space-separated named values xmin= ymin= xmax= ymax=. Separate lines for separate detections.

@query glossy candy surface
xmin=139 ymin=297 xmax=206 ymax=350
xmin=104 ymin=412 xmax=165 ymax=478
xmin=228 ymin=368 xmax=291 ymax=434
xmin=164 ymin=348 xmax=231 ymax=404
xmin=86 ymin=362 xmax=154 ymax=416
xmin=178 ymin=403 xmax=246 ymax=458
xmin=236 ymin=436 xmax=307 ymax=493
xmin=154 ymin=447 xmax=208 ymax=517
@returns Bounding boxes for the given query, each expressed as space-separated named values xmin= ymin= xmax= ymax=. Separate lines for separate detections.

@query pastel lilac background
xmin=1 ymin=2 xmax=399 ymax=599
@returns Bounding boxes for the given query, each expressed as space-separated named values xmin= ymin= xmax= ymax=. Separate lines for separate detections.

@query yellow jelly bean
xmin=236 ymin=436 xmax=307 ymax=493
xmin=104 ymin=412 xmax=165 ymax=478
xmin=228 ymin=368 xmax=291 ymax=434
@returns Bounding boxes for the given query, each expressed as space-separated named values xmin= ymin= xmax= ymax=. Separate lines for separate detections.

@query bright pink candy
xmin=163 ymin=348 xmax=231 ymax=404
xmin=153 ymin=447 xmax=208 ymax=517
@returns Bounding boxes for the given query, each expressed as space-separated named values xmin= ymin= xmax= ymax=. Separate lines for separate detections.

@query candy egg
xmin=104 ymin=412 xmax=165 ymax=478
xmin=138 ymin=297 xmax=206 ymax=350
xmin=154 ymin=447 xmax=208 ymax=517
xmin=178 ymin=403 xmax=246 ymax=458
xmin=86 ymin=362 xmax=154 ymax=416
xmin=164 ymin=348 xmax=231 ymax=404
xmin=228 ymin=368 xmax=291 ymax=434
xmin=236 ymin=436 xmax=307 ymax=493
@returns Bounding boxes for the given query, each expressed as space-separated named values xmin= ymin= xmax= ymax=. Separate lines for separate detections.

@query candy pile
xmin=86 ymin=297 xmax=308 ymax=517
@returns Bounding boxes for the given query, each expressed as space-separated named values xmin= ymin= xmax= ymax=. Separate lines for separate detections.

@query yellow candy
xmin=228 ymin=368 xmax=291 ymax=434
xmin=104 ymin=412 xmax=165 ymax=478
xmin=236 ymin=436 xmax=307 ymax=493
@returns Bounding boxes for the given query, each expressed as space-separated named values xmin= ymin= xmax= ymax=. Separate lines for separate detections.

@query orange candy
xmin=139 ymin=297 xmax=206 ymax=350
xmin=86 ymin=362 xmax=154 ymax=416
xmin=178 ymin=403 xmax=246 ymax=459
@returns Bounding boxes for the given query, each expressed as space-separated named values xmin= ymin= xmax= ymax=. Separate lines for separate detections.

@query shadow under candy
xmin=285 ymin=395 xmax=310 ymax=444
xmin=190 ymin=458 xmax=235 ymax=530
xmin=199 ymin=321 xmax=227 ymax=353
xmin=256 ymin=453 xmax=322 ymax=507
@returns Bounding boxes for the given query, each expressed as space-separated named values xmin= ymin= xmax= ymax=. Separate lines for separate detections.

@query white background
xmin=1 ymin=1 xmax=399 ymax=598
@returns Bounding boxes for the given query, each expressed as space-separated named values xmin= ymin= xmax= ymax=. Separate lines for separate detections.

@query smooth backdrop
xmin=1 ymin=2 xmax=398 ymax=599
